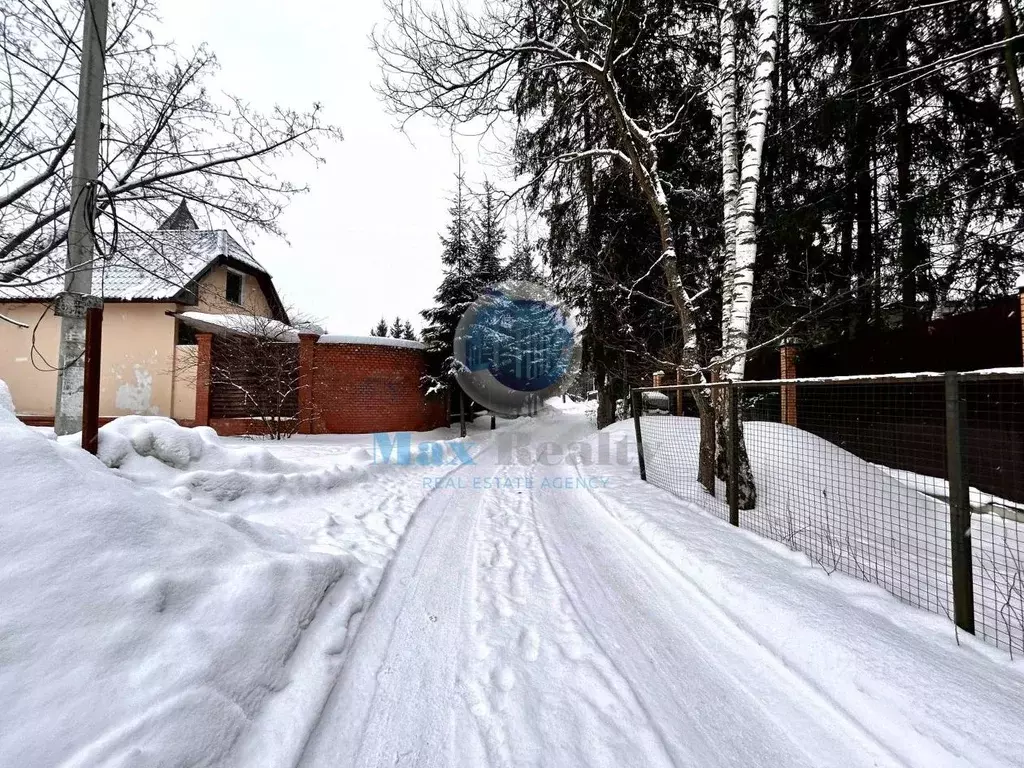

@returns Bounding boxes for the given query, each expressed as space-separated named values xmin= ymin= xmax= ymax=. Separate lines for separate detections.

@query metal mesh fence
xmin=634 ymin=371 xmax=1024 ymax=656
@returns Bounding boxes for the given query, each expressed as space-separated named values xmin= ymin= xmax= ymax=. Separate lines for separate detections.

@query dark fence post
xmin=458 ymin=390 xmax=466 ymax=438
xmin=779 ymin=340 xmax=798 ymax=427
xmin=81 ymin=305 xmax=103 ymax=454
xmin=944 ymin=371 xmax=975 ymax=636
xmin=632 ymin=389 xmax=647 ymax=482
xmin=727 ymin=383 xmax=739 ymax=527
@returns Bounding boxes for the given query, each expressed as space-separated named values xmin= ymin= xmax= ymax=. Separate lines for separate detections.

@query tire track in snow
xmin=568 ymin=457 xmax=912 ymax=767
xmin=520 ymin=419 xmax=901 ymax=767
xmin=290 ymin=423 xmax=524 ymax=765
xmin=457 ymin=440 xmax=676 ymax=768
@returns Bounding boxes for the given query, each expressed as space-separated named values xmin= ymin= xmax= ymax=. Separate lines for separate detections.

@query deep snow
xmin=3 ymin=395 xmax=1024 ymax=767
xmin=638 ymin=414 xmax=1024 ymax=653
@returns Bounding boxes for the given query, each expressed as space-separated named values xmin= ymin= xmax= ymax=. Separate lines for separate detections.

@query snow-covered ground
xmin=2 ymin=393 xmax=1024 ymax=766
xmin=638 ymin=415 xmax=1024 ymax=654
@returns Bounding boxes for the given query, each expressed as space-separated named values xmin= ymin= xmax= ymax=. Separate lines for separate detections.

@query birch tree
xmin=720 ymin=0 xmax=780 ymax=380
xmin=715 ymin=0 xmax=781 ymax=507
xmin=375 ymin=0 xmax=720 ymax=491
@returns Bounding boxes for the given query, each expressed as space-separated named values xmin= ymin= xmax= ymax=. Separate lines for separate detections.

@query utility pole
xmin=54 ymin=0 xmax=109 ymax=435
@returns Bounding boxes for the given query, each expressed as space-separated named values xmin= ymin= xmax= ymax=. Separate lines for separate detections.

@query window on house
xmin=226 ymin=271 xmax=244 ymax=305
xmin=176 ymin=321 xmax=197 ymax=345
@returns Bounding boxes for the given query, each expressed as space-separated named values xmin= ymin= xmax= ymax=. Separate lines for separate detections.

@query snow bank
xmin=70 ymin=416 xmax=369 ymax=503
xmin=0 ymin=378 xmax=14 ymax=413
xmin=0 ymin=406 xmax=348 ymax=766
xmin=586 ymin=420 xmax=1024 ymax=766
xmin=639 ymin=415 xmax=1024 ymax=652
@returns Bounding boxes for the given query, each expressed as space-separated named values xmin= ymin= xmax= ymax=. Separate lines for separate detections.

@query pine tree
xmin=389 ymin=316 xmax=404 ymax=338
xmin=401 ymin=320 xmax=417 ymax=340
xmin=421 ymin=170 xmax=478 ymax=387
xmin=470 ymin=180 xmax=506 ymax=289
xmin=504 ymin=225 xmax=538 ymax=282
xmin=371 ymin=317 xmax=389 ymax=337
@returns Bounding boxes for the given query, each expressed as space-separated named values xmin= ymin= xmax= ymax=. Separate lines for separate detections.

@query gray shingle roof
xmin=0 ymin=229 xmax=268 ymax=302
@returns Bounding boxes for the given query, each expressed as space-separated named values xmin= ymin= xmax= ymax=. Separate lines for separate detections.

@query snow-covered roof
xmin=175 ymin=311 xmax=299 ymax=341
xmin=317 ymin=334 xmax=425 ymax=350
xmin=0 ymin=229 xmax=268 ymax=302
xmin=1017 ymin=272 xmax=1024 ymax=290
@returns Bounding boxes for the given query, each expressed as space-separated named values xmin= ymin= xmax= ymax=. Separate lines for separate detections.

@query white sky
xmin=158 ymin=0 xmax=493 ymax=335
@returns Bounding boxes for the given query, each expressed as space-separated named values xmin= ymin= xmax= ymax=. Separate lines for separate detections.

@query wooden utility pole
xmin=54 ymin=0 xmax=109 ymax=435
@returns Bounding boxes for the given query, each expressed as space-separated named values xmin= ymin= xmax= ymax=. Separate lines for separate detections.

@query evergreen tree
xmin=470 ymin=180 xmax=506 ymax=289
xmin=389 ymin=316 xmax=404 ymax=338
xmin=421 ymin=170 xmax=478 ymax=388
xmin=371 ymin=317 xmax=389 ymax=337
xmin=401 ymin=320 xmax=417 ymax=340
xmin=504 ymin=226 xmax=538 ymax=282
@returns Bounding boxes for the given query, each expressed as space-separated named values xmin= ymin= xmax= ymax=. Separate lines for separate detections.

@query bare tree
xmin=374 ymin=0 xmax=778 ymax=503
xmin=0 ymin=0 xmax=341 ymax=286
xmin=176 ymin=308 xmax=304 ymax=440
xmin=375 ymin=0 xmax=723 ymax=490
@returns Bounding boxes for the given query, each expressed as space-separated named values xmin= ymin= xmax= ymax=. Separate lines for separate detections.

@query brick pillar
xmin=195 ymin=332 xmax=213 ymax=427
xmin=675 ymin=367 xmax=685 ymax=415
xmin=779 ymin=340 xmax=798 ymax=427
xmin=297 ymin=332 xmax=320 ymax=434
xmin=652 ymin=371 xmax=664 ymax=387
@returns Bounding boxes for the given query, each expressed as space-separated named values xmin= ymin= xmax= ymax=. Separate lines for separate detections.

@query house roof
xmin=0 ymin=202 xmax=288 ymax=322
xmin=173 ymin=311 xmax=301 ymax=341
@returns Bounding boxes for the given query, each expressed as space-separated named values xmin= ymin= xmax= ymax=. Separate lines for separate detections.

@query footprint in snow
xmin=492 ymin=666 xmax=516 ymax=692
xmin=518 ymin=627 xmax=540 ymax=662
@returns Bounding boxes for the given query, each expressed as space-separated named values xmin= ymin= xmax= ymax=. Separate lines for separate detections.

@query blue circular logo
xmin=454 ymin=281 xmax=580 ymax=416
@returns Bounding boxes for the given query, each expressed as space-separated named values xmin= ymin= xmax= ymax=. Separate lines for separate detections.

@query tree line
xmin=370 ymin=316 xmax=419 ymax=340
xmin=419 ymin=174 xmax=539 ymax=394
xmin=376 ymin=0 xmax=1023 ymax=507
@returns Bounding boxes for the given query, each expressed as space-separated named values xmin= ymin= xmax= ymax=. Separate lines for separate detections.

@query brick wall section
xmin=193 ymin=336 xmax=448 ymax=436
xmin=779 ymin=342 xmax=798 ymax=427
xmin=195 ymin=332 xmax=213 ymax=427
xmin=209 ymin=417 xmax=281 ymax=437
xmin=297 ymin=333 xmax=318 ymax=434
xmin=309 ymin=341 xmax=447 ymax=434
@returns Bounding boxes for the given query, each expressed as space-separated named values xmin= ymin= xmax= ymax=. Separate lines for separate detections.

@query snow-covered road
xmin=291 ymin=406 xmax=1024 ymax=768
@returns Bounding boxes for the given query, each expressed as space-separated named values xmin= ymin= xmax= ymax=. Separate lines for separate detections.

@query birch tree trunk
xmin=717 ymin=0 xmax=781 ymax=510
xmin=724 ymin=0 xmax=779 ymax=381
xmin=719 ymin=0 xmax=740 ymax=344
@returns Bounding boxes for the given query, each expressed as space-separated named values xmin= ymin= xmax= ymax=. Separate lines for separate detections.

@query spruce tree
xmin=421 ymin=171 xmax=478 ymax=387
xmin=504 ymin=226 xmax=538 ymax=282
xmin=401 ymin=320 xmax=417 ymax=340
xmin=371 ymin=317 xmax=389 ymax=337
xmin=470 ymin=180 xmax=506 ymax=289
xmin=389 ymin=316 xmax=404 ymax=338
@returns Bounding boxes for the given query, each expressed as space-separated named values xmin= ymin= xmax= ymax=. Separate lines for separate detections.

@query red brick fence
xmin=195 ymin=332 xmax=448 ymax=436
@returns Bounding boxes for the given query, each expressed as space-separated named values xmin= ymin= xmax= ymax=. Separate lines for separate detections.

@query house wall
xmin=167 ymin=265 xmax=276 ymax=423
xmin=0 ymin=302 xmax=179 ymax=418
xmin=172 ymin=344 xmax=197 ymax=422
xmin=195 ymin=265 xmax=273 ymax=317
